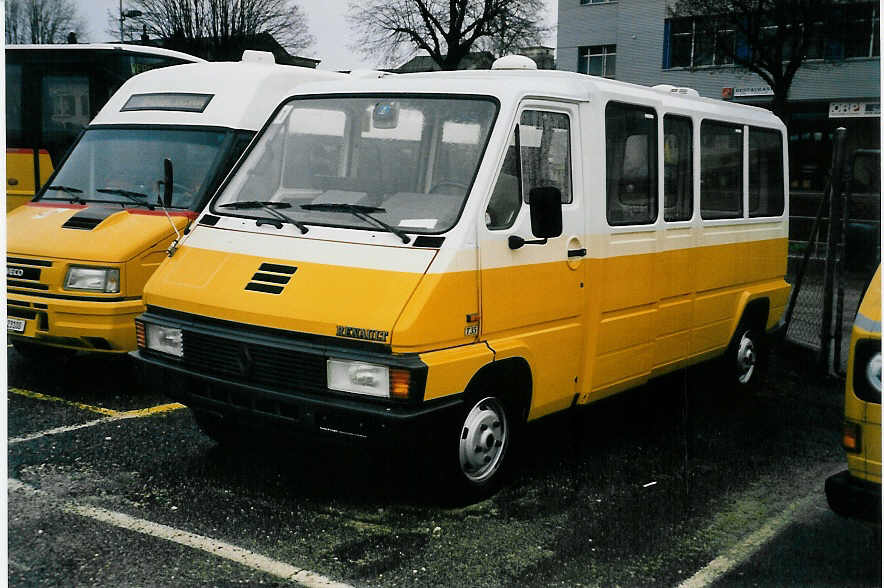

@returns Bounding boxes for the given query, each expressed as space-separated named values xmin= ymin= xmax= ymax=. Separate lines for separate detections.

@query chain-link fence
xmin=783 ymin=136 xmax=880 ymax=375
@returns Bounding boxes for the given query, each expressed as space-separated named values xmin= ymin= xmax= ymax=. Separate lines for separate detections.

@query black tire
xmin=191 ymin=410 xmax=239 ymax=446
xmin=11 ymin=340 xmax=74 ymax=362
xmin=724 ymin=321 xmax=767 ymax=392
xmin=446 ymin=393 xmax=518 ymax=503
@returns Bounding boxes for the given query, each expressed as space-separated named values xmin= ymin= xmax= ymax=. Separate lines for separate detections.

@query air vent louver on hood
xmin=244 ymin=263 xmax=297 ymax=295
xmin=61 ymin=207 xmax=119 ymax=230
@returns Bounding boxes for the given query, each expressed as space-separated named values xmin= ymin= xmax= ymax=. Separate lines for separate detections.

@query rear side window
xmin=663 ymin=114 xmax=693 ymax=222
xmin=748 ymin=127 xmax=784 ymax=217
xmin=606 ymin=102 xmax=658 ymax=225
xmin=701 ymin=120 xmax=743 ymax=219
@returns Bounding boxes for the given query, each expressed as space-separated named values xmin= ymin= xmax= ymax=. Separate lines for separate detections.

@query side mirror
xmin=162 ymin=158 xmax=174 ymax=208
xmin=528 ymin=186 xmax=563 ymax=238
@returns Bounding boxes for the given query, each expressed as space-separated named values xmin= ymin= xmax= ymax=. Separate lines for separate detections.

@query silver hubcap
xmin=458 ymin=397 xmax=508 ymax=483
xmin=736 ymin=331 xmax=756 ymax=384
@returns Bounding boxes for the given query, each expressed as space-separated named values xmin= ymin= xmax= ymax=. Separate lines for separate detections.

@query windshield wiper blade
xmin=300 ymin=202 xmax=410 ymax=244
xmin=96 ymin=187 xmax=154 ymax=209
xmin=218 ymin=200 xmax=308 ymax=234
xmin=46 ymin=185 xmax=85 ymax=203
xmin=218 ymin=200 xmax=292 ymax=210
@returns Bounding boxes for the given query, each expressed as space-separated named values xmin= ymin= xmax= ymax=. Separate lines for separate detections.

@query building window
xmin=665 ymin=17 xmax=735 ymax=68
xmin=578 ymin=45 xmax=616 ymax=78
xmin=665 ymin=4 xmax=880 ymax=69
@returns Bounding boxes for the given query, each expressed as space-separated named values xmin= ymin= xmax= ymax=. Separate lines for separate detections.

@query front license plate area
xmin=7 ymin=318 xmax=26 ymax=333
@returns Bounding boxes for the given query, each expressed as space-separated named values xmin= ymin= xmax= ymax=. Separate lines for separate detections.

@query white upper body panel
xmin=91 ymin=61 xmax=346 ymax=131
xmin=6 ymin=43 xmax=204 ymax=62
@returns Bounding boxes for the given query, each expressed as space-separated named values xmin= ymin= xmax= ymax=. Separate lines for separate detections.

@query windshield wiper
xmin=300 ymin=202 xmax=410 ymax=244
xmin=45 ymin=185 xmax=85 ymax=204
xmin=218 ymin=200 xmax=308 ymax=234
xmin=96 ymin=188 xmax=154 ymax=209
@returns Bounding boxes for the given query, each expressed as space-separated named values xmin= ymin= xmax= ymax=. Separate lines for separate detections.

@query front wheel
xmin=448 ymin=395 xmax=513 ymax=502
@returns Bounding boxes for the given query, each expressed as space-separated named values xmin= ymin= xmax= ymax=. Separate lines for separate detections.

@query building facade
xmin=557 ymin=0 xmax=880 ymax=194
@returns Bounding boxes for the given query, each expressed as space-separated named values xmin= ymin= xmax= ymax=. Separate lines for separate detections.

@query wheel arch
xmin=463 ymin=357 xmax=533 ymax=424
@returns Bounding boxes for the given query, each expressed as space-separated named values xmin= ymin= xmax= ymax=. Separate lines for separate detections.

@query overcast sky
xmin=79 ymin=0 xmax=558 ymax=71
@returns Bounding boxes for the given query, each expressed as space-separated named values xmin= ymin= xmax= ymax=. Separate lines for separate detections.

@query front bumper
xmin=825 ymin=470 xmax=882 ymax=523
xmin=134 ymin=349 xmax=462 ymax=446
xmin=7 ymin=292 xmax=144 ymax=353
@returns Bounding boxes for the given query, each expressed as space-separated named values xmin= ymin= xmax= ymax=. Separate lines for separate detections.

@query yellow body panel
xmin=6 ymin=149 xmax=53 ymax=212
xmin=421 ymin=343 xmax=495 ymax=402
xmin=145 ymin=245 xmax=434 ymax=343
xmin=7 ymin=204 xmax=190 ymax=352
xmin=844 ymin=266 xmax=882 ymax=485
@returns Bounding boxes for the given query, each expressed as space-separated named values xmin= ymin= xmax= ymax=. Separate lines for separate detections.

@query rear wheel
xmin=725 ymin=323 xmax=767 ymax=391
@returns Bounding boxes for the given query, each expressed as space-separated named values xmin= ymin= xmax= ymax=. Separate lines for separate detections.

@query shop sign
xmin=828 ymin=101 xmax=881 ymax=118
xmin=734 ymin=86 xmax=774 ymax=97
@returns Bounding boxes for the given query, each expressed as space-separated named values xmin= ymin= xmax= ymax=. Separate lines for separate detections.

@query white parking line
xmin=677 ymin=466 xmax=842 ymax=588
xmin=8 ymin=479 xmax=352 ymax=587
xmin=8 ymin=417 xmax=117 ymax=445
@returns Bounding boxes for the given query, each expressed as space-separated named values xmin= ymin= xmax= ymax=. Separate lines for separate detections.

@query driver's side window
xmin=485 ymin=133 xmax=521 ymax=230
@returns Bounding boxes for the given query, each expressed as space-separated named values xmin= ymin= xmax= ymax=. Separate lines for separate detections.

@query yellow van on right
xmin=826 ymin=265 xmax=881 ymax=521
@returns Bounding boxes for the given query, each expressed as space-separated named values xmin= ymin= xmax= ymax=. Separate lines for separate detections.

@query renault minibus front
xmin=133 ymin=90 xmax=506 ymax=483
xmin=7 ymin=58 xmax=344 ymax=355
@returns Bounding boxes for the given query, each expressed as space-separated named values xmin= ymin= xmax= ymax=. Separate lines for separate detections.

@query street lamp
xmin=119 ymin=1 xmax=143 ymax=43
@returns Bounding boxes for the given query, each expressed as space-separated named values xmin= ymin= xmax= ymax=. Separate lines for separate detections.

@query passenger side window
xmin=606 ymin=102 xmax=658 ymax=225
xmin=748 ymin=127 xmax=784 ymax=217
xmin=663 ymin=115 xmax=693 ymax=222
xmin=701 ymin=120 xmax=743 ymax=219
xmin=518 ymin=110 xmax=572 ymax=204
xmin=486 ymin=131 xmax=522 ymax=230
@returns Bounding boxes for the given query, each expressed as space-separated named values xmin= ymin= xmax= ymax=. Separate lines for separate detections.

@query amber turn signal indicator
xmin=135 ymin=320 xmax=146 ymax=349
xmin=842 ymin=421 xmax=861 ymax=453
xmin=390 ymin=368 xmax=411 ymax=399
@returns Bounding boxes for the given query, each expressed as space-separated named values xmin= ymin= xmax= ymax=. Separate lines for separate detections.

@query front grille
xmin=7 ymin=258 xmax=52 ymax=291
xmin=182 ymin=331 xmax=326 ymax=393
xmin=7 ymin=307 xmax=37 ymax=320
xmin=7 ymin=279 xmax=48 ymax=290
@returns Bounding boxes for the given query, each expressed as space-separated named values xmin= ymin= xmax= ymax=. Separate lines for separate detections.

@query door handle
xmin=567 ymin=248 xmax=586 ymax=258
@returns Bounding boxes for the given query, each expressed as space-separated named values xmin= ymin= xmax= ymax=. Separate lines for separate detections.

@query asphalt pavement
xmin=7 ymin=342 xmax=882 ymax=586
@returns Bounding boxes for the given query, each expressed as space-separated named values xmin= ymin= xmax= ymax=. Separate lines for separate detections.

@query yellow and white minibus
xmin=134 ymin=56 xmax=790 ymax=498
xmin=826 ymin=265 xmax=881 ymax=521
xmin=7 ymin=53 xmax=344 ymax=356
xmin=6 ymin=44 xmax=204 ymax=212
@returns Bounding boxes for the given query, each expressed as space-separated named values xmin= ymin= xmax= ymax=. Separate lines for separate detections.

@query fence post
xmin=819 ymin=127 xmax=848 ymax=369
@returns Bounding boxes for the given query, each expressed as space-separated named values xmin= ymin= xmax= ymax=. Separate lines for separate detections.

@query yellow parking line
xmin=7 ymin=387 xmax=185 ymax=418
xmin=9 ymin=388 xmax=119 ymax=416
xmin=118 ymin=403 xmax=185 ymax=418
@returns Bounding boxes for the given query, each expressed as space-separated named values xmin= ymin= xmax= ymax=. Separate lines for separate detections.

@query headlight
xmin=144 ymin=324 xmax=183 ymax=357
xmin=866 ymin=351 xmax=882 ymax=393
xmin=327 ymin=359 xmax=390 ymax=397
xmin=853 ymin=340 xmax=882 ymax=403
xmin=64 ymin=266 xmax=120 ymax=293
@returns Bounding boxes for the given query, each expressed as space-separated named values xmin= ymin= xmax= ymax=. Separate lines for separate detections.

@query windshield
xmin=213 ymin=96 xmax=498 ymax=234
xmin=41 ymin=127 xmax=234 ymax=209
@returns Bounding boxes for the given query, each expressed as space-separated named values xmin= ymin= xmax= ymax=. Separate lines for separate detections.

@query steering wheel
xmin=429 ymin=179 xmax=468 ymax=195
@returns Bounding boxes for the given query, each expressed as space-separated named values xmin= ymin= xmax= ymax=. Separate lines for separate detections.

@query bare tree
xmin=668 ymin=0 xmax=870 ymax=122
xmin=5 ymin=0 xmax=85 ymax=44
xmin=108 ymin=0 xmax=315 ymax=57
xmin=348 ymin=0 xmax=549 ymax=70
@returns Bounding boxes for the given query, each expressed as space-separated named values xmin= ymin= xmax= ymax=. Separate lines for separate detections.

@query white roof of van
xmin=6 ymin=43 xmax=204 ymax=62
xmin=284 ymin=68 xmax=785 ymax=129
xmin=91 ymin=60 xmax=346 ymax=131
